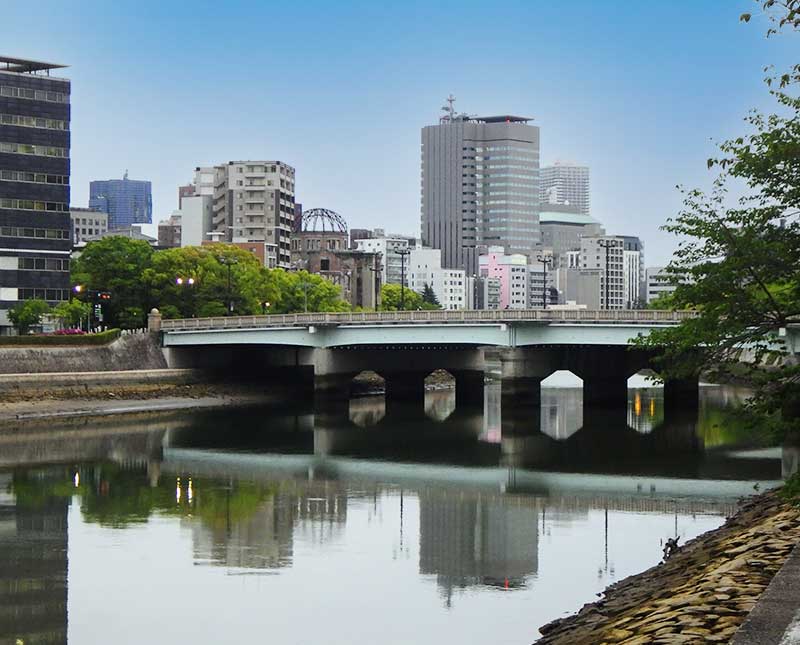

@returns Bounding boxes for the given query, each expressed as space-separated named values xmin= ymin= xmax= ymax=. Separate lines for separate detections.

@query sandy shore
xmin=536 ymin=490 xmax=800 ymax=644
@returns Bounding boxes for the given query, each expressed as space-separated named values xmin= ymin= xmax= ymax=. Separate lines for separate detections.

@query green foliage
xmin=781 ymin=471 xmax=800 ymax=506
xmin=72 ymin=241 xmax=350 ymax=320
xmin=379 ymin=283 xmax=424 ymax=310
xmin=421 ymin=283 xmax=441 ymax=308
xmin=0 ymin=328 xmax=121 ymax=346
xmin=53 ymin=299 xmax=92 ymax=328
xmin=636 ymin=11 xmax=800 ymax=440
xmin=646 ymin=292 xmax=677 ymax=310
xmin=7 ymin=299 xmax=50 ymax=334
xmin=72 ymin=236 xmax=154 ymax=328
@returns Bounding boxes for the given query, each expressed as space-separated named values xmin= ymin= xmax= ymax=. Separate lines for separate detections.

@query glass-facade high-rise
xmin=421 ymin=104 xmax=540 ymax=272
xmin=0 ymin=57 xmax=72 ymax=332
xmin=89 ymin=173 xmax=152 ymax=230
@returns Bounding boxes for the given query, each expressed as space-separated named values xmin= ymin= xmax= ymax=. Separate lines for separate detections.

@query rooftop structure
xmin=0 ymin=55 xmax=67 ymax=74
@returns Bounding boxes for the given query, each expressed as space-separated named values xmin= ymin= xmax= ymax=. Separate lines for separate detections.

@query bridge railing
xmin=160 ymin=309 xmax=696 ymax=332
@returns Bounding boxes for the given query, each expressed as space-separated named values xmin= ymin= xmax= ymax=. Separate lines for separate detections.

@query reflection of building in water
xmin=191 ymin=483 xmax=349 ymax=570
xmin=627 ymin=389 xmax=664 ymax=434
xmin=541 ymin=388 xmax=582 ymax=440
xmin=425 ymin=389 xmax=456 ymax=422
xmin=481 ymin=382 xmax=502 ymax=443
xmin=418 ymin=490 xmax=538 ymax=603
xmin=0 ymin=473 xmax=69 ymax=644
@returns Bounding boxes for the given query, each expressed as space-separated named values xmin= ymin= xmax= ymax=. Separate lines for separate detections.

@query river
xmin=0 ymin=380 xmax=789 ymax=644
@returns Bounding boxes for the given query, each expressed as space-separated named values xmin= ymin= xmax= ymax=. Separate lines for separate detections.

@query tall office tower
xmin=540 ymin=162 xmax=590 ymax=216
xmin=89 ymin=172 xmax=152 ymax=229
xmin=421 ymin=98 xmax=540 ymax=272
xmin=203 ymin=161 xmax=295 ymax=269
xmin=0 ymin=57 xmax=72 ymax=332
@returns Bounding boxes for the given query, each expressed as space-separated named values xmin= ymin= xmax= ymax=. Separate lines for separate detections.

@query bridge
xmin=151 ymin=309 xmax=700 ymax=419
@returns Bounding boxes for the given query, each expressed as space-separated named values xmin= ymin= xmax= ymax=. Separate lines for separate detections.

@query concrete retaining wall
xmin=0 ymin=368 xmax=206 ymax=395
xmin=0 ymin=333 xmax=168 ymax=374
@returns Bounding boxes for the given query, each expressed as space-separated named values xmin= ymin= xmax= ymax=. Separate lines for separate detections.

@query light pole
xmin=598 ymin=239 xmax=613 ymax=310
xmin=299 ymin=281 xmax=310 ymax=313
xmin=261 ymin=300 xmax=271 ymax=315
xmin=536 ymin=254 xmax=553 ymax=309
xmin=176 ymin=277 xmax=196 ymax=317
xmin=397 ymin=248 xmax=411 ymax=311
xmin=218 ymin=256 xmax=238 ymax=315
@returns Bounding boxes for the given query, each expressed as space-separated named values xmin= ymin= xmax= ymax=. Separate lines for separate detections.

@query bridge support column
xmin=583 ymin=376 xmax=629 ymax=408
xmin=452 ymin=369 xmax=485 ymax=408
xmin=313 ymin=373 xmax=353 ymax=416
xmin=385 ymin=371 xmax=427 ymax=405
xmin=663 ymin=376 xmax=700 ymax=413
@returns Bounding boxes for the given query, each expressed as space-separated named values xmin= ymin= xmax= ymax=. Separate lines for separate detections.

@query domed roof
xmin=301 ymin=208 xmax=348 ymax=233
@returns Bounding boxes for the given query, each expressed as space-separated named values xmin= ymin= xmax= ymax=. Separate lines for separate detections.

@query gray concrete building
xmin=70 ymin=207 xmax=107 ymax=244
xmin=539 ymin=206 xmax=604 ymax=258
xmin=198 ymin=161 xmax=295 ymax=269
xmin=580 ymin=235 xmax=625 ymax=309
xmin=540 ymin=162 xmax=590 ymax=216
xmin=421 ymin=99 xmax=540 ymax=272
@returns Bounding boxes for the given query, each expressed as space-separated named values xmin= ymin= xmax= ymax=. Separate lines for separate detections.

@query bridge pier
xmin=452 ymin=369 xmax=485 ymax=408
xmin=663 ymin=375 xmax=700 ymax=412
xmin=385 ymin=371 xmax=428 ymax=404
xmin=583 ymin=377 xmax=629 ymax=408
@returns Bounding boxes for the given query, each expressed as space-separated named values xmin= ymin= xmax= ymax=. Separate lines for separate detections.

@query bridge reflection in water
xmin=0 ymin=382 xmax=793 ymax=643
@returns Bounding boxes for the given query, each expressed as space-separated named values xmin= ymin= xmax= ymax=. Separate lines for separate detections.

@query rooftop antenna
xmin=124 ymin=169 xmax=129 ymax=180
xmin=440 ymin=94 xmax=456 ymax=123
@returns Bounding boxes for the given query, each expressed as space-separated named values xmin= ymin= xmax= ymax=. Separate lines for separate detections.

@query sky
xmin=3 ymin=0 xmax=797 ymax=265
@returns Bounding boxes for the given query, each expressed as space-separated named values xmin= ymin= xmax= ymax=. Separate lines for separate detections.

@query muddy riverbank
xmin=537 ymin=489 xmax=800 ymax=644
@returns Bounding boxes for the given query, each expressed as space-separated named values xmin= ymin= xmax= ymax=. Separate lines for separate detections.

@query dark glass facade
xmin=89 ymin=176 xmax=152 ymax=229
xmin=0 ymin=65 xmax=71 ymax=331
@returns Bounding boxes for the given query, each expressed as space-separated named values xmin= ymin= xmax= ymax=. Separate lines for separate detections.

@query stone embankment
xmin=0 ymin=332 xmax=167 ymax=374
xmin=537 ymin=491 xmax=800 ymax=644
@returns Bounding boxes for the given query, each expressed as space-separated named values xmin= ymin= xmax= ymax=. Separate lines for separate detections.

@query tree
xmin=71 ymin=236 xmax=154 ymax=328
xmin=53 ymin=299 xmax=91 ymax=328
xmin=421 ymin=283 xmax=441 ymax=308
xmin=8 ymin=299 xmax=51 ymax=335
xmin=379 ymin=283 xmax=424 ymax=311
xmin=637 ymin=3 xmax=800 ymax=438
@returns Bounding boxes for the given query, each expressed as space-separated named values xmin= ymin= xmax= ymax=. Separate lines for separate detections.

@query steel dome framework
xmin=301 ymin=208 xmax=348 ymax=234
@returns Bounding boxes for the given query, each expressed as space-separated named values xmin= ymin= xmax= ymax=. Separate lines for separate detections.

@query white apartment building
xmin=646 ymin=266 xmax=686 ymax=304
xmin=540 ymin=162 xmax=590 ymax=216
xmin=624 ymin=249 xmax=641 ymax=309
xmin=355 ymin=236 xmax=411 ymax=285
xmin=580 ymin=236 xmax=625 ymax=309
xmin=198 ymin=161 xmax=295 ymax=268
xmin=478 ymin=246 xmax=529 ymax=309
xmin=70 ymin=208 xmax=108 ymax=244
xmin=407 ymin=247 xmax=467 ymax=309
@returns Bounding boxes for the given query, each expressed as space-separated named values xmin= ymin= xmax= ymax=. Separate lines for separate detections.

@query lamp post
xmin=218 ymin=256 xmax=238 ymax=315
xmin=397 ymin=247 xmax=411 ymax=311
xmin=176 ymin=277 xmax=196 ymax=317
xmin=536 ymin=254 xmax=553 ymax=309
xmin=598 ymin=239 xmax=613 ymax=310
xmin=299 ymin=281 xmax=310 ymax=313
xmin=261 ymin=300 xmax=271 ymax=315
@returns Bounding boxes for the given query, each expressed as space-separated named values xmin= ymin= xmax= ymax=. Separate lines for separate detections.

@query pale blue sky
xmin=3 ymin=0 xmax=796 ymax=264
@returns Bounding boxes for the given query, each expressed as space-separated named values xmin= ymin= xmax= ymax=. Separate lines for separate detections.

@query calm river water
xmin=0 ymin=379 xmax=790 ymax=644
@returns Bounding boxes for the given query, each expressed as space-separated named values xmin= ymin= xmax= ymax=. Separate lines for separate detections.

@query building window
xmin=0 ymin=113 xmax=67 ymax=130
xmin=0 ymin=86 xmax=68 ymax=103
xmin=0 ymin=199 xmax=68 ymax=212
xmin=0 ymin=142 xmax=68 ymax=157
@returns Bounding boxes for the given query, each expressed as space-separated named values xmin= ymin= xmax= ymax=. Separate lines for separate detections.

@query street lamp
xmin=261 ymin=300 xmax=271 ymax=315
xmin=536 ymin=254 xmax=553 ymax=309
xmin=299 ymin=281 xmax=310 ymax=313
xmin=218 ymin=256 xmax=238 ymax=315
xmin=598 ymin=239 xmax=613 ymax=310
xmin=176 ymin=277 xmax=197 ymax=317
xmin=397 ymin=248 xmax=411 ymax=311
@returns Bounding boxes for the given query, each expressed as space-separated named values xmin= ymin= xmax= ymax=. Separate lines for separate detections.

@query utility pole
xmin=397 ymin=247 xmax=411 ymax=310
xmin=598 ymin=239 xmax=613 ymax=310
xmin=536 ymin=254 xmax=553 ymax=309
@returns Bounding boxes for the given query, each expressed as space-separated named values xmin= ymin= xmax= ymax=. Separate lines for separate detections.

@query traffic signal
xmin=99 ymin=292 xmax=112 ymax=301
